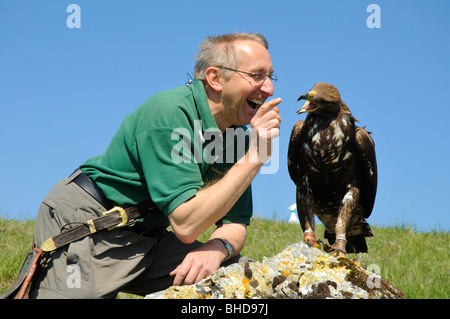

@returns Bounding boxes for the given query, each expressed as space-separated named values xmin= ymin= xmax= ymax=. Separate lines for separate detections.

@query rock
xmin=145 ymin=242 xmax=404 ymax=299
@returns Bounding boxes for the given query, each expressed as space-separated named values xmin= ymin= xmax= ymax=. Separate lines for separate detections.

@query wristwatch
xmin=215 ymin=238 xmax=234 ymax=261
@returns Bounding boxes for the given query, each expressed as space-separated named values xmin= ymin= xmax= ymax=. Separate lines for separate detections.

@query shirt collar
xmin=189 ymin=79 xmax=221 ymax=134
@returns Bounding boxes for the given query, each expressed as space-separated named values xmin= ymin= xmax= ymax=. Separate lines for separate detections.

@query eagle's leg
xmin=300 ymin=212 xmax=317 ymax=246
xmin=332 ymin=187 xmax=359 ymax=257
xmin=297 ymin=189 xmax=321 ymax=249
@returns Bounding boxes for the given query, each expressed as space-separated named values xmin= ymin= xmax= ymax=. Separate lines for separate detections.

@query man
xmin=30 ymin=32 xmax=281 ymax=298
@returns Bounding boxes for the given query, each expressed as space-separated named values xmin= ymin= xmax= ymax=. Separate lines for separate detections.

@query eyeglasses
xmin=218 ymin=66 xmax=278 ymax=84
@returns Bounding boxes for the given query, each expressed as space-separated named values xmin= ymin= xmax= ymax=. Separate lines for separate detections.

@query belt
xmin=39 ymin=170 xmax=158 ymax=252
xmin=40 ymin=202 xmax=157 ymax=252
xmin=71 ymin=171 xmax=113 ymax=209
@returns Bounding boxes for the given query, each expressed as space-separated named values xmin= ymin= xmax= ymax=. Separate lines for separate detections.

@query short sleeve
xmin=135 ymin=110 xmax=204 ymax=217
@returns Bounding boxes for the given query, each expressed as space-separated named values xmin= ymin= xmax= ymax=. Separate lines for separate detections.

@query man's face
xmin=220 ymin=40 xmax=275 ymax=127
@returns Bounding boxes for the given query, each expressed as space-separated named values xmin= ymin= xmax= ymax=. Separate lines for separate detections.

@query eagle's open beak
xmin=297 ymin=92 xmax=318 ymax=114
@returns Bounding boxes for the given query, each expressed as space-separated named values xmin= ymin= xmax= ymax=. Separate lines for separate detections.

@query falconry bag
xmin=0 ymin=202 xmax=155 ymax=299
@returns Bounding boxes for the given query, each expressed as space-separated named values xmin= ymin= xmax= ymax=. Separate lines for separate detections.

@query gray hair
xmin=193 ymin=32 xmax=269 ymax=81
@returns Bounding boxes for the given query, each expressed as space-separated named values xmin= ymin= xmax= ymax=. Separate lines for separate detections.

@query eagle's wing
xmin=355 ymin=127 xmax=378 ymax=218
xmin=287 ymin=120 xmax=304 ymax=184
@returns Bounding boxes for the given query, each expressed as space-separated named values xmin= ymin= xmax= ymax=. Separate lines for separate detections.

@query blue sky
xmin=1 ymin=1 xmax=449 ymax=231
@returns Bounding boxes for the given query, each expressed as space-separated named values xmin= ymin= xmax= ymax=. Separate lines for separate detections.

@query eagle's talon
xmin=304 ymin=234 xmax=321 ymax=249
xmin=318 ymin=239 xmax=332 ymax=253
xmin=305 ymin=239 xmax=321 ymax=249
xmin=331 ymin=248 xmax=347 ymax=258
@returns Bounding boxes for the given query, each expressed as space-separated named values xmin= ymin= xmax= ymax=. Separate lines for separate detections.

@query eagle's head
xmin=297 ymin=83 xmax=342 ymax=115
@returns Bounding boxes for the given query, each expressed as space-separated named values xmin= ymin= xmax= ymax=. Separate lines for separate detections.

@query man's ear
xmin=204 ymin=67 xmax=223 ymax=92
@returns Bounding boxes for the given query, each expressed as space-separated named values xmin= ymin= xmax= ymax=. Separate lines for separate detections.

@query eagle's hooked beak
xmin=296 ymin=91 xmax=318 ymax=114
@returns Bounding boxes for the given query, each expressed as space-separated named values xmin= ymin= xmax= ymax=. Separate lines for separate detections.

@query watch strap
xmin=214 ymin=238 xmax=233 ymax=261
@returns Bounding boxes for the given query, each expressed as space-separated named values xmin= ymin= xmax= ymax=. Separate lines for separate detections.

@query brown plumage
xmin=288 ymin=83 xmax=377 ymax=255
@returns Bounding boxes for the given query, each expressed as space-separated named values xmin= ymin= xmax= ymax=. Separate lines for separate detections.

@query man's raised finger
xmin=256 ymin=98 xmax=282 ymax=116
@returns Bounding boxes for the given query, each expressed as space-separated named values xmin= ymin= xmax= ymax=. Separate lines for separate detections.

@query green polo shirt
xmin=80 ymin=80 xmax=252 ymax=230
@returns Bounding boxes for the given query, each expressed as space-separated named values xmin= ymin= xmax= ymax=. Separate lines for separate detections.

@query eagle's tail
xmin=325 ymin=219 xmax=373 ymax=253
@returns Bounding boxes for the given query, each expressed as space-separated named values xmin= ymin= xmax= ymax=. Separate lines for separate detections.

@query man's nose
xmin=260 ymin=77 xmax=275 ymax=96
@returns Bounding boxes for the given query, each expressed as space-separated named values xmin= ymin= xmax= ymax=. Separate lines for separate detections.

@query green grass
xmin=1 ymin=217 xmax=448 ymax=299
xmin=0 ymin=218 xmax=35 ymax=295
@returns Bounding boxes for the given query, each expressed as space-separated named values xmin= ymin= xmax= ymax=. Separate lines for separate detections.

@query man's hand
xmin=247 ymin=98 xmax=282 ymax=164
xmin=169 ymin=239 xmax=228 ymax=286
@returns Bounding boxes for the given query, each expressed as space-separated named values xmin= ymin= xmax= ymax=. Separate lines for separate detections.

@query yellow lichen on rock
xmin=147 ymin=242 xmax=404 ymax=299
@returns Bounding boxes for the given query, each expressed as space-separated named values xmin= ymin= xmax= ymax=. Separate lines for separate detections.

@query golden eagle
xmin=288 ymin=83 xmax=377 ymax=256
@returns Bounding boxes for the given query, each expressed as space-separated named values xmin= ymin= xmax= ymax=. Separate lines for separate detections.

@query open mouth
xmin=247 ymin=98 xmax=263 ymax=110
xmin=297 ymin=100 xmax=318 ymax=114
